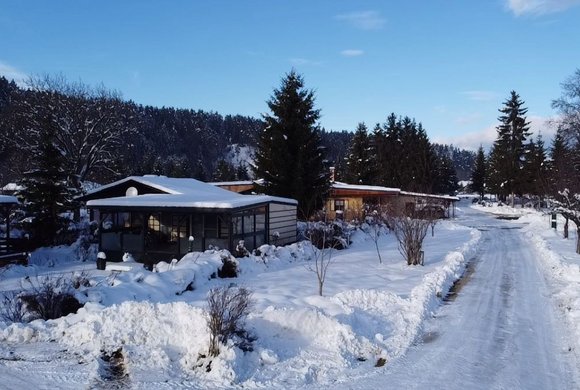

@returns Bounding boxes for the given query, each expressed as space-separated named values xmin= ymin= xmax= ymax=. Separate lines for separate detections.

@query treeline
xmin=470 ymin=86 xmax=580 ymax=204
xmin=337 ymin=116 xmax=459 ymax=195
xmin=0 ymin=75 xmax=263 ymax=186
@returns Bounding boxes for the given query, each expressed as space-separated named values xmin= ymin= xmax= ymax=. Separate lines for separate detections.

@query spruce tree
xmin=235 ymin=163 xmax=250 ymax=180
xmin=344 ymin=122 xmax=376 ymax=184
xmin=470 ymin=146 xmax=486 ymax=199
xmin=522 ymin=135 xmax=549 ymax=198
xmin=433 ymin=154 xmax=459 ymax=195
xmin=371 ymin=122 xmax=387 ymax=186
xmin=549 ymin=130 xmax=572 ymax=196
xmin=382 ymin=113 xmax=403 ymax=188
xmin=213 ymin=159 xmax=236 ymax=181
xmin=253 ymin=71 xmax=329 ymax=219
xmin=19 ymin=116 xmax=72 ymax=247
xmin=488 ymin=91 xmax=531 ymax=204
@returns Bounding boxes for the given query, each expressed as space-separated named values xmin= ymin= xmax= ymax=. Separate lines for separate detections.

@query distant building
xmin=212 ymin=179 xmax=459 ymax=221
xmin=325 ymin=182 xmax=459 ymax=220
xmin=78 ymin=176 xmax=297 ymax=265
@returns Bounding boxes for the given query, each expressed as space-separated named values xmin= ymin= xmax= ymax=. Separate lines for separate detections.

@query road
xmin=345 ymin=204 xmax=580 ymax=389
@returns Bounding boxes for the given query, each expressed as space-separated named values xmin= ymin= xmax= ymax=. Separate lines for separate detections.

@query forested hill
xmin=0 ymin=76 xmax=473 ymax=186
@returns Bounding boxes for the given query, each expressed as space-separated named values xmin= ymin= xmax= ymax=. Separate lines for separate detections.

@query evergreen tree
xmin=488 ymin=91 xmax=531 ymax=204
xmin=549 ymin=130 xmax=572 ymax=196
xmin=433 ymin=154 xmax=459 ymax=195
xmin=235 ymin=162 xmax=250 ymax=180
xmin=19 ymin=116 xmax=72 ymax=247
xmin=192 ymin=160 xmax=207 ymax=181
xmin=381 ymin=114 xmax=403 ymax=188
xmin=213 ymin=159 xmax=236 ymax=181
xmin=522 ymin=135 xmax=549 ymax=198
xmin=344 ymin=122 xmax=376 ymax=184
xmin=470 ymin=146 xmax=486 ymax=199
xmin=371 ymin=122 xmax=387 ymax=185
xmin=253 ymin=70 xmax=329 ymax=219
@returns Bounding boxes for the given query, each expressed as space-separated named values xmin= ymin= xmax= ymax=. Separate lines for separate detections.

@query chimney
xmin=329 ymin=166 xmax=336 ymax=182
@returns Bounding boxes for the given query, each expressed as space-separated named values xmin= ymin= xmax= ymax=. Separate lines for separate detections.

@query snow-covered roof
xmin=331 ymin=182 xmax=400 ymax=193
xmin=209 ymin=180 xmax=255 ymax=186
xmin=399 ymin=191 xmax=459 ymax=202
xmin=331 ymin=182 xmax=458 ymax=201
xmin=0 ymin=195 xmax=19 ymax=205
xmin=85 ymin=175 xmax=296 ymax=209
xmin=1 ymin=183 xmax=23 ymax=192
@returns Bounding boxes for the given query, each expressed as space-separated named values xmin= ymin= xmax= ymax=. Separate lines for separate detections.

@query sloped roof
xmin=399 ymin=191 xmax=459 ymax=202
xmin=85 ymin=175 xmax=297 ymax=209
xmin=330 ymin=182 xmax=458 ymax=201
xmin=331 ymin=182 xmax=400 ymax=193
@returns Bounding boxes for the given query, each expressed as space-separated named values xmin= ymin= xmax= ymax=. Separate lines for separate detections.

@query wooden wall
xmin=269 ymin=203 xmax=297 ymax=245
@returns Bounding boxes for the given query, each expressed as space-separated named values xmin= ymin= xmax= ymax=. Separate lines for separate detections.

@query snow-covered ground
xmin=0 ymin=206 xmax=480 ymax=388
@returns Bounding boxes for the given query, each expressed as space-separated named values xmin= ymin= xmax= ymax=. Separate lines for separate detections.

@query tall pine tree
xmin=344 ymin=122 xmax=376 ymax=184
xmin=488 ymin=91 xmax=531 ymax=204
xmin=253 ymin=71 xmax=329 ymax=219
xmin=522 ymin=135 xmax=549 ymax=198
xmin=19 ymin=115 xmax=73 ymax=247
xmin=470 ymin=146 xmax=486 ymax=199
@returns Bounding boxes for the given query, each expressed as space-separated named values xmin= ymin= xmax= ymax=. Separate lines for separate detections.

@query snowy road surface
xmin=341 ymin=206 xmax=580 ymax=390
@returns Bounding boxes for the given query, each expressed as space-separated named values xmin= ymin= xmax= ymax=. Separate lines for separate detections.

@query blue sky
xmin=1 ymin=0 xmax=580 ymax=150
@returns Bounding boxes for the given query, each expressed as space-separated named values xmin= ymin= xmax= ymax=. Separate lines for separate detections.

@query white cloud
xmin=340 ymin=49 xmax=364 ymax=57
xmin=434 ymin=115 xmax=556 ymax=151
xmin=461 ymin=90 xmax=498 ymax=102
xmin=335 ymin=11 xmax=386 ymax=30
xmin=0 ymin=60 xmax=27 ymax=85
xmin=506 ymin=0 xmax=580 ymax=16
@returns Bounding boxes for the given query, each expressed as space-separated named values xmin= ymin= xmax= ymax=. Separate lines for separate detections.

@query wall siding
xmin=269 ymin=203 xmax=297 ymax=245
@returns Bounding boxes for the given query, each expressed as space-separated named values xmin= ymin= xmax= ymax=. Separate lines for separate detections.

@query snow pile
xmin=0 ymin=220 xmax=482 ymax=387
xmin=518 ymin=212 xmax=580 ymax=352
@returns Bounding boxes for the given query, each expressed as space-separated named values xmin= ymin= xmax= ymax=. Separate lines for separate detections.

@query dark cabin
xmin=0 ymin=195 xmax=27 ymax=266
xmin=78 ymin=176 xmax=297 ymax=265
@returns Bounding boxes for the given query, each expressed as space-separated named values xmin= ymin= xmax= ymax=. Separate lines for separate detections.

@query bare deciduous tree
xmin=305 ymin=220 xmax=339 ymax=296
xmin=206 ymin=285 xmax=253 ymax=357
xmin=363 ymin=204 xmax=390 ymax=263
xmin=4 ymin=74 xmax=135 ymax=189
xmin=388 ymin=210 xmax=430 ymax=266
xmin=553 ymin=189 xmax=580 ymax=254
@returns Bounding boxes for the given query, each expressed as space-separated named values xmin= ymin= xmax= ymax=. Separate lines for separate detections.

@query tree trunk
xmin=564 ymin=217 xmax=569 ymax=239
xmin=577 ymin=228 xmax=580 ymax=255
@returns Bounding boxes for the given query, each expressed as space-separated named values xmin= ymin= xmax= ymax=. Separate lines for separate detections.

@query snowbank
xmin=0 ymin=220 xmax=481 ymax=388
xmin=518 ymin=212 xmax=580 ymax=352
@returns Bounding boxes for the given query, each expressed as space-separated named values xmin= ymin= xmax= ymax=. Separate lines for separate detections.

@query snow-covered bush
xmin=301 ymin=220 xmax=353 ymax=250
xmin=217 ymin=253 xmax=239 ymax=278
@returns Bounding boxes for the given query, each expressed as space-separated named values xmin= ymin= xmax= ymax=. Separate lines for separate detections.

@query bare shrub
xmin=388 ymin=211 xmax=430 ymax=266
xmin=305 ymin=220 xmax=340 ymax=296
xmin=0 ymin=291 xmax=27 ymax=323
xmin=363 ymin=204 xmax=391 ymax=263
xmin=206 ymin=285 xmax=253 ymax=357
xmin=20 ymin=274 xmax=82 ymax=321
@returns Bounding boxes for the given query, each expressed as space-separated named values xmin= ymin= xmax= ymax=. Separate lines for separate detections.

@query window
xmin=334 ymin=199 xmax=345 ymax=211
